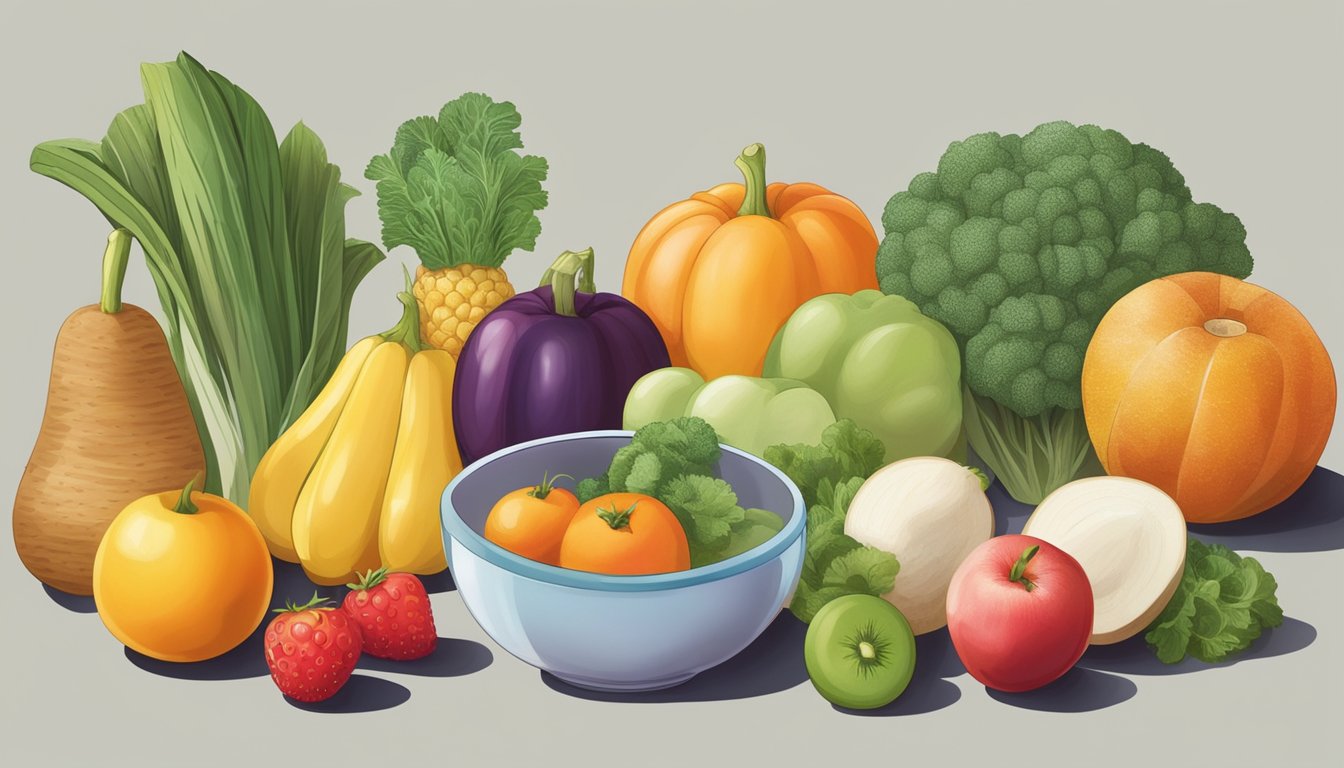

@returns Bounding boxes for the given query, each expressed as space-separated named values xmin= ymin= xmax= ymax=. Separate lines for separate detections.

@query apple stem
xmin=1009 ymin=544 xmax=1040 ymax=592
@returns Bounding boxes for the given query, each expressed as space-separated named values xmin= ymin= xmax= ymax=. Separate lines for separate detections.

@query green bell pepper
xmin=623 ymin=367 xmax=837 ymax=458
xmin=763 ymin=289 xmax=963 ymax=462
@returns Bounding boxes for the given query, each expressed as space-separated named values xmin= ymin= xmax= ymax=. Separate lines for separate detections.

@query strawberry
xmin=343 ymin=568 xmax=438 ymax=660
xmin=263 ymin=593 xmax=363 ymax=702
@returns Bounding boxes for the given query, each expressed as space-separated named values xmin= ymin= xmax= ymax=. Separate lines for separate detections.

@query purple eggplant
xmin=453 ymin=248 xmax=671 ymax=466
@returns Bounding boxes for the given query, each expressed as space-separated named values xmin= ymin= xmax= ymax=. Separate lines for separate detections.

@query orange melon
xmin=1081 ymin=272 xmax=1335 ymax=523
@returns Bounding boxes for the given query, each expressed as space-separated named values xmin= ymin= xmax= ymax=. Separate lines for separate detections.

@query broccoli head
xmin=876 ymin=121 xmax=1252 ymax=501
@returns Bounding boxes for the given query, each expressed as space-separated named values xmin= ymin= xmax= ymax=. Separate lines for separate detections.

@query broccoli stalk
xmin=962 ymin=388 xmax=1102 ymax=504
xmin=876 ymin=121 xmax=1252 ymax=503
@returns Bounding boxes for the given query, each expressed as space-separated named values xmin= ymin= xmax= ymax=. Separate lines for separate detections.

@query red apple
xmin=946 ymin=534 xmax=1094 ymax=692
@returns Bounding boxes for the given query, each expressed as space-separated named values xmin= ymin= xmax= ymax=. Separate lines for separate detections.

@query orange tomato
xmin=484 ymin=473 xmax=581 ymax=565
xmin=622 ymin=143 xmax=878 ymax=379
xmin=93 ymin=476 xmax=273 ymax=662
xmin=559 ymin=493 xmax=691 ymax=575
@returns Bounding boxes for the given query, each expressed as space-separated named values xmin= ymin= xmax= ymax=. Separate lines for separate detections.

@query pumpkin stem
xmin=379 ymin=265 xmax=425 ymax=352
xmin=100 ymin=228 xmax=132 ymax=314
xmin=734 ymin=143 xmax=771 ymax=218
xmin=1008 ymin=544 xmax=1040 ymax=592
xmin=539 ymin=248 xmax=596 ymax=317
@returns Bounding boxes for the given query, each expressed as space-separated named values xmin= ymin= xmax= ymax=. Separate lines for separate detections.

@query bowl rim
xmin=440 ymin=429 xmax=806 ymax=592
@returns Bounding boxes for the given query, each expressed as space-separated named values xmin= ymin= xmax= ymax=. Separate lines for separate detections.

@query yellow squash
xmin=249 ymin=287 xmax=462 ymax=585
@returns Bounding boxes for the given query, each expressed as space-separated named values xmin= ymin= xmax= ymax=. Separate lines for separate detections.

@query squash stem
xmin=734 ymin=143 xmax=771 ymax=218
xmin=539 ymin=248 xmax=596 ymax=317
xmin=100 ymin=228 xmax=133 ymax=314
xmin=1008 ymin=544 xmax=1040 ymax=592
xmin=380 ymin=265 xmax=425 ymax=352
xmin=172 ymin=473 xmax=202 ymax=515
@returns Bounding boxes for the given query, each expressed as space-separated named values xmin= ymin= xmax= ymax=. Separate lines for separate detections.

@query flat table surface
xmin=2 ymin=467 xmax=1339 ymax=768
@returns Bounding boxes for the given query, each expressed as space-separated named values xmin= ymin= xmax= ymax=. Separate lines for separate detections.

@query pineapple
xmin=367 ymin=92 xmax=548 ymax=357
xmin=413 ymin=264 xmax=515 ymax=356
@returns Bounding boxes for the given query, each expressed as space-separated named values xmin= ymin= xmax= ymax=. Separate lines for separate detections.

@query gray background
xmin=1 ymin=0 xmax=1340 ymax=765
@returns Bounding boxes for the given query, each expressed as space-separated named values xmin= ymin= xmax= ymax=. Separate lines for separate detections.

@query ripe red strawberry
xmin=343 ymin=568 xmax=437 ymax=660
xmin=263 ymin=593 xmax=363 ymax=702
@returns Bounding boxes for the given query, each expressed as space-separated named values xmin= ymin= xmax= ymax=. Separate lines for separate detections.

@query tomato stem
xmin=172 ymin=472 xmax=202 ymax=515
xmin=734 ymin=143 xmax=771 ymax=218
xmin=528 ymin=471 xmax=573 ymax=499
xmin=596 ymin=502 xmax=637 ymax=531
xmin=1009 ymin=544 xmax=1040 ymax=592
xmin=539 ymin=248 xmax=596 ymax=317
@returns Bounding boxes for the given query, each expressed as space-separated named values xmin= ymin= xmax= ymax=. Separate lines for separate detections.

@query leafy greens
xmin=1145 ymin=539 xmax=1283 ymax=664
xmin=364 ymin=93 xmax=549 ymax=269
xmin=764 ymin=421 xmax=900 ymax=622
xmin=30 ymin=52 xmax=383 ymax=501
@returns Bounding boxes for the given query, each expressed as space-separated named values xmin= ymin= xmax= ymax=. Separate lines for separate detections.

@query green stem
xmin=380 ymin=265 xmax=425 ymax=352
xmin=1008 ymin=544 xmax=1040 ymax=592
xmin=100 ymin=228 xmax=132 ymax=314
xmin=734 ymin=143 xmax=771 ymax=218
xmin=529 ymin=471 xmax=573 ymax=499
xmin=172 ymin=473 xmax=202 ymax=515
xmin=539 ymin=248 xmax=596 ymax=317
xmin=596 ymin=502 xmax=636 ymax=531
xmin=274 ymin=591 xmax=331 ymax=614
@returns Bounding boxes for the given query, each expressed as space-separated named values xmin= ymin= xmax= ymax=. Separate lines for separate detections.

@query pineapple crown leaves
xmin=366 ymin=93 xmax=549 ymax=270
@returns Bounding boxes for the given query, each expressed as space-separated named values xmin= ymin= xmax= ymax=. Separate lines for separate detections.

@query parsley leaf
xmin=1145 ymin=539 xmax=1284 ymax=664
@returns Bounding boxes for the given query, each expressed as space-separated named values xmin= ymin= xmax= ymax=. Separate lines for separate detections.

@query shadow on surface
xmin=1188 ymin=466 xmax=1343 ymax=553
xmin=125 ymin=558 xmax=350 ymax=681
xmin=284 ymin=674 xmax=411 ymax=713
xmin=986 ymin=666 xmax=1137 ymax=712
xmin=358 ymin=638 xmax=493 ymax=677
xmin=541 ymin=610 xmax=809 ymax=703
xmin=987 ymin=482 xmax=1034 ymax=536
xmin=43 ymin=583 xmax=97 ymax=613
xmin=419 ymin=568 xmax=456 ymax=594
xmin=1079 ymin=616 xmax=1316 ymax=677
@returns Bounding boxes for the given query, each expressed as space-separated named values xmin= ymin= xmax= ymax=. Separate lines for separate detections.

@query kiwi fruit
xmin=804 ymin=594 xmax=917 ymax=709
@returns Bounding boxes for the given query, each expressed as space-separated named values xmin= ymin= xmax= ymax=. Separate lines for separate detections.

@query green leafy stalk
xmin=31 ymin=52 xmax=383 ymax=502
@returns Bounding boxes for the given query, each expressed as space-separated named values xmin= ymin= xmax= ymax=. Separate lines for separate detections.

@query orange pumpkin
xmin=621 ymin=143 xmax=878 ymax=378
xmin=1082 ymin=272 xmax=1335 ymax=523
